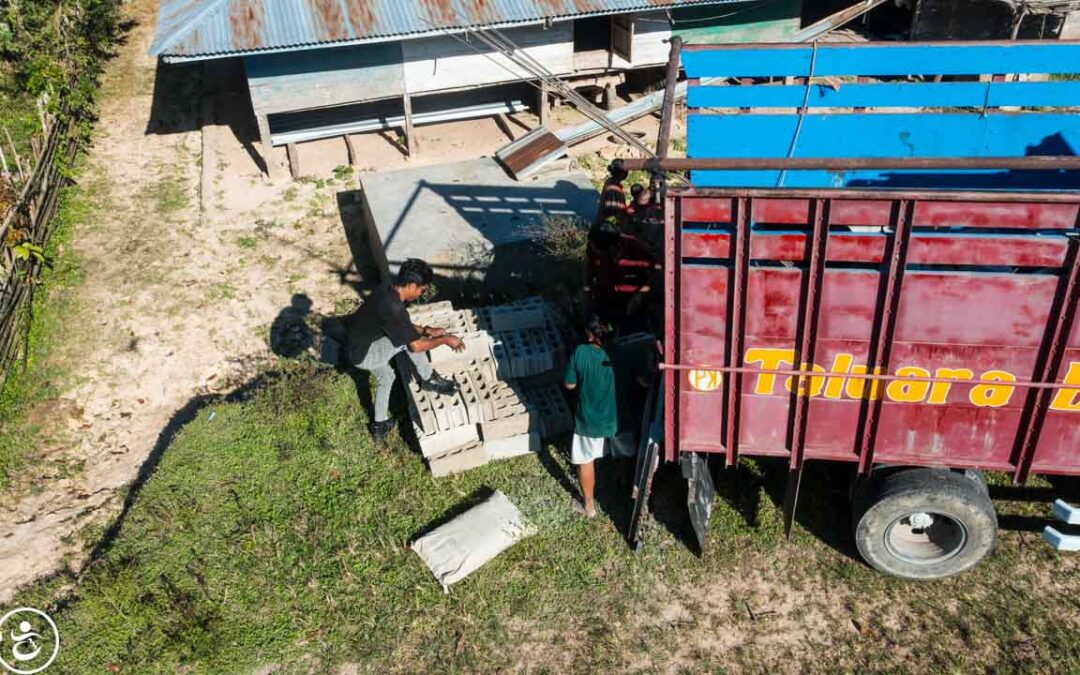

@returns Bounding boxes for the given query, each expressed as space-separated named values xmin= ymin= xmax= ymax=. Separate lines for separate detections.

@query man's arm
xmin=407 ymin=334 xmax=463 ymax=353
xmin=413 ymin=324 xmax=447 ymax=338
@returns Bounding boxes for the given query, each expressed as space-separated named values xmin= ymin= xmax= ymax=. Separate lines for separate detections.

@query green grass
xmin=0 ymin=81 xmax=41 ymax=163
xmin=14 ymin=362 xmax=1080 ymax=673
xmin=137 ymin=164 xmax=190 ymax=222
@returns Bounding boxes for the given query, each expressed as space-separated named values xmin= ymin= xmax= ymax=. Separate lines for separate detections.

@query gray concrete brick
xmin=523 ymin=383 xmax=574 ymax=438
xmin=416 ymin=423 xmax=481 ymax=459
xmin=488 ymin=304 xmax=546 ymax=332
xmin=408 ymin=300 xmax=454 ymax=317
xmin=429 ymin=330 xmax=495 ymax=369
xmin=428 ymin=442 xmax=490 ymax=478
xmin=486 ymin=431 xmax=540 ymax=461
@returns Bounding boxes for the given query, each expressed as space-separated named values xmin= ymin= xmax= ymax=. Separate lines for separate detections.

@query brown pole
xmin=656 ymin=36 xmax=683 ymax=160
xmin=620 ymin=156 xmax=1080 ymax=171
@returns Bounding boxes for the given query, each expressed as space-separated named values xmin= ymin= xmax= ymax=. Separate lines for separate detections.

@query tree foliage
xmin=0 ymin=0 xmax=121 ymax=120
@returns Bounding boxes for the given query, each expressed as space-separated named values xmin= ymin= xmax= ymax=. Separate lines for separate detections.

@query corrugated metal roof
xmin=151 ymin=0 xmax=743 ymax=61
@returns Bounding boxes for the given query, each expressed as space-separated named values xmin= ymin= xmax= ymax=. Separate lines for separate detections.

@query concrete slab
xmin=359 ymin=158 xmax=597 ymax=291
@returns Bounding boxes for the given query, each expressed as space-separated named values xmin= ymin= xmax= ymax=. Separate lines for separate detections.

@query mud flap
xmin=628 ymin=378 xmax=663 ymax=550
xmin=681 ymin=452 xmax=715 ymax=554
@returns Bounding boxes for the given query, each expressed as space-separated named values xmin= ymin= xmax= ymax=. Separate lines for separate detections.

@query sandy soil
xmin=0 ymin=0 xmax=675 ymax=599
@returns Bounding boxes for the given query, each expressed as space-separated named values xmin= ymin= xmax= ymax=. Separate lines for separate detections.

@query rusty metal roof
xmin=151 ymin=0 xmax=742 ymax=62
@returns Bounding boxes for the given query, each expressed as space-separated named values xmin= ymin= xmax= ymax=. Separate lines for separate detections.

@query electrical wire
xmin=776 ymin=40 xmax=818 ymax=188
xmin=415 ymin=16 xmax=692 ymax=185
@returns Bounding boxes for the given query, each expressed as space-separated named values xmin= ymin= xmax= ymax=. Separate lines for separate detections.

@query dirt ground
xmin=0 ymin=0 xmax=676 ymax=600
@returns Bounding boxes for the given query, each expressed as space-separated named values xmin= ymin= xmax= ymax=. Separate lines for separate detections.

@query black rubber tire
xmin=852 ymin=468 xmax=997 ymax=580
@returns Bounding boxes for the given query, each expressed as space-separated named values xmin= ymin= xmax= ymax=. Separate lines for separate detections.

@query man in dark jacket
xmin=347 ymin=259 xmax=464 ymax=440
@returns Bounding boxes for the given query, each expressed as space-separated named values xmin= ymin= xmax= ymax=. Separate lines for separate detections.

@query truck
xmin=622 ymin=39 xmax=1080 ymax=580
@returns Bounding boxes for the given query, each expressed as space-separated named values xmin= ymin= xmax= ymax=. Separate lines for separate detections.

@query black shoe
xmin=370 ymin=418 xmax=395 ymax=440
xmin=420 ymin=371 xmax=459 ymax=396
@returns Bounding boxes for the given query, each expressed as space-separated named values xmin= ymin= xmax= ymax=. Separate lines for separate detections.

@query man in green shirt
xmin=564 ymin=315 xmax=617 ymax=518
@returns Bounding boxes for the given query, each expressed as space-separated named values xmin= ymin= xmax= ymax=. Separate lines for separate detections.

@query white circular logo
xmin=0 ymin=608 xmax=59 ymax=674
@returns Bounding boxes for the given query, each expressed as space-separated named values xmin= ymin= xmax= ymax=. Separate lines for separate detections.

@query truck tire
xmin=852 ymin=468 xmax=997 ymax=580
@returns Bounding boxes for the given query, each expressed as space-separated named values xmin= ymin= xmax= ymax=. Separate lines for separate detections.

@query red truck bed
xmin=662 ymin=188 xmax=1079 ymax=482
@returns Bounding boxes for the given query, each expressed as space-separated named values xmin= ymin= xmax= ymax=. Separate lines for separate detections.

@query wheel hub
xmin=908 ymin=512 xmax=934 ymax=530
xmin=884 ymin=511 xmax=967 ymax=564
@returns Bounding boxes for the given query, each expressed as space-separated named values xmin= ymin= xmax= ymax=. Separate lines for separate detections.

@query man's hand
xmin=444 ymin=335 xmax=465 ymax=352
xmin=423 ymin=326 xmax=447 ymax=338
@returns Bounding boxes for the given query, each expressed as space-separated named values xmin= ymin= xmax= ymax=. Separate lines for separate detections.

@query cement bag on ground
xmin=411 ymin=490 xmax=527 ymax=591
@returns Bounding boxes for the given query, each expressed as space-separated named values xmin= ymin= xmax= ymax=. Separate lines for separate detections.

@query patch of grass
xmin=282 ymin=186 xmax=298 ymax=202
xmin=206 ymin=282 xmax=237 ymax=302
xmin=236 ymin=235 xmax=258 ymax=250
xmin=15 ymin=361 xmax=1080 ymax=673
xmin=333 ymin=165 xmax=354 ymax=181
xmin=137 ymin=164 xmax=190 ymax=221
xmin=0 ymin=162 xmax=94 ymax=491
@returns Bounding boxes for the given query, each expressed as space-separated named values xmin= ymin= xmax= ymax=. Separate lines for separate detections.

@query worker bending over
xmin=347 ymin=258 xmax=464 ymax=441
xmin=564 ymin=315 xmax=618 ymax=518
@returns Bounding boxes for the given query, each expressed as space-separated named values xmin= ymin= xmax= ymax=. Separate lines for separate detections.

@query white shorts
xmin=571 ymin=434 xmax=608 ymax=465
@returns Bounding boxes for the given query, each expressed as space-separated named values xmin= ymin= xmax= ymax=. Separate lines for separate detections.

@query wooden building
xmin=150 ymin=0 xmax=802 ymax=174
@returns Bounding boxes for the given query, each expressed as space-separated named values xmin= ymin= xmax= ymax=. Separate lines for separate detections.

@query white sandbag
xmin=411 ymin=490 xmax=527 ymax=591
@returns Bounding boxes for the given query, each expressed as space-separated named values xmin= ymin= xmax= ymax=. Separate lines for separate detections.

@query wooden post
xmin=256 ymin=113 xmax=280 ymax=179
xmin=402 ymin=90 xmax=418 ymax=158
xmin=656 ymin=37 xmax=683 ymax=160
xmin=536 ymin=80 xmax=549 ymax=127
xmin=286 ymin=143 xmax=300 ymax=181
xmin=344 ymin=134 xmax=357 ymax=166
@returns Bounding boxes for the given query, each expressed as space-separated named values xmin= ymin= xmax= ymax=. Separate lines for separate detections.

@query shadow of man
xmin=269 ymin=294 xmax=315 ymax=358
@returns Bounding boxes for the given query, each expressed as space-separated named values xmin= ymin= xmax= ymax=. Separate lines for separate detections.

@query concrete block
xmin=480 ymin=408 xmax=533 ymax=441
xmin=428 ymin=442 xmax=490 ymax=478
xmin=416 ymin=423 xmax=481 ymax=459
xmin=523 ymin=383 xmax=574 ymax=438
xmin=486 ymin=431 xmax=541 ymax=461
xmin=408 ymin=301 xmax=455 ymax=317
xmin=493 ymin=329 xmax=555 ymax=379
xmin=429 ymin=330 xmax=495 ymax=369
xmin=405 ymin=380 xmax=438 ymax=434
xmin=488 ymin=303 xmax=546 ymax=332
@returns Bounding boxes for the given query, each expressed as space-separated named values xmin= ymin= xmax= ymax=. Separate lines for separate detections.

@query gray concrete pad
xmin=359 ymin=157 xmax=597 ymax=291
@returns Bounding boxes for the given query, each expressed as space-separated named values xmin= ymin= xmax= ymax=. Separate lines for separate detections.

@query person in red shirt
xmin=596 ymin=159 xmax=630 ymax=228
xmin=585 ymin=218 xmax=660 ymax=325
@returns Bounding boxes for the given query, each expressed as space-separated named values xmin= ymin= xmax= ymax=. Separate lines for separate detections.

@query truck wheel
xmin=853 ymin=468 xmax=997 ymax=580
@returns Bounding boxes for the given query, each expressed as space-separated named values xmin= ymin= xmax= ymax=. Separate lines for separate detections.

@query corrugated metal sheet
xmin=150 ymin=0 xmax=745 ymax=61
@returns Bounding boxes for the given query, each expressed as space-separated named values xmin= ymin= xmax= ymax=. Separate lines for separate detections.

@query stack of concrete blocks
xmin=521 ymin=383 xmax=575 ymax=439
xmin=406 ymin=376 xmax=486 ymax=478
xmin=403 ymin=298 xmax=573 ymax=477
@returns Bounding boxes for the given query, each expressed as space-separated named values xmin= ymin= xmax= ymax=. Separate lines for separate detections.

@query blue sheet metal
xmin=684 ymin=41 xmax=1080 ymax=191
xmin=688 ymin=81 xmax=1080 ymax=110
xmin=151 ymin=0 xmax=744 ymax=61
xmin=682 ymin=42 xmax=1080 ymax=78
